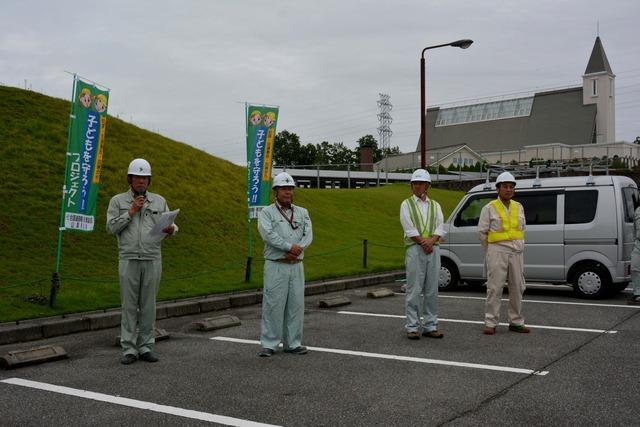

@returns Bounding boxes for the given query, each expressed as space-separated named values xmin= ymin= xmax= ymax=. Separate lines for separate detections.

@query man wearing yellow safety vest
xmin=478 ymin=171 xmax=530 ymax=335
xmin=400 ymin=169 xmax=446 ymax=340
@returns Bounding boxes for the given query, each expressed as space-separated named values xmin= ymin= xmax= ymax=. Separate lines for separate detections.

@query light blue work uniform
xmin=400 ymin=195 xmax=445 ymax=333
xmin=106 ymin=189 xmax=176 ymax=357
xmin=257 ymin=202 xmax=313 ymax=351
xmin=630 ymin=206 xmax=640 ymax=297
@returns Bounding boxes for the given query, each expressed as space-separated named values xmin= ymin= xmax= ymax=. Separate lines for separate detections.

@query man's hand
xmin=162 ymin=224 xmax=175 ymax=235
xmin=285 ymin=244 xmax=303 ymax=260
xmin=128 ymin=196 xmax=145 ymax=217
xmin=420 ymin=236 xmax=440 ymax=254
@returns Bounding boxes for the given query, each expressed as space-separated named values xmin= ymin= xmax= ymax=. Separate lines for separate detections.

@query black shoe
xmin=406 ymin=331 xmax=421 ymax=340
xmin=139 ymin=352 xmax=159 ymax=363
xmin=284 ymin=346 xmax=308 ymax=355
xmin=258 ymin=348 xmax=274 ymax=357
xmin=120 ymin=354 xmax=137 ymax=365
xmin=422 ymin=330 xmax=444 ymax=339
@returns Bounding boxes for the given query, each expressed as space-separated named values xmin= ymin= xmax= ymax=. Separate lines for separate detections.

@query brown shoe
xmin=483 ymin=327 xmax=496 ymax=335
xmin=628 ymin=295 xmax=640 ymax=305
xmin=508 ymin=324 xmax=531 ymax=333
xmin=407 ymin=331 xmax=420 ymax=340
xmin=422 ymin=330 xmax=444 ymax=339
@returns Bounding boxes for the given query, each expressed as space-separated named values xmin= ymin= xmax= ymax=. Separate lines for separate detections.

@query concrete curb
xmin=0 ymin=270 xmax=404 ymax=346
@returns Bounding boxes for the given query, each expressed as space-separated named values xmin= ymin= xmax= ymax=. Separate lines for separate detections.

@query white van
xmin=439 ymin=175 xmax=639 ymax=298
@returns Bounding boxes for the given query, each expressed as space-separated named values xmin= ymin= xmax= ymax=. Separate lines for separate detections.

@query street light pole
xmin=420 ymin=39 xmax=473 ymax=168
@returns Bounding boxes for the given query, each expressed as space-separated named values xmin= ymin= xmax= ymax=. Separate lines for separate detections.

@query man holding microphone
xmin=106 ymin=158 xmax=178 ymax=365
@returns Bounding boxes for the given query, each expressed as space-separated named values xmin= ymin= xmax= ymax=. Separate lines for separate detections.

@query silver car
xmin=439 ymin=175 xmax=638 ymax=298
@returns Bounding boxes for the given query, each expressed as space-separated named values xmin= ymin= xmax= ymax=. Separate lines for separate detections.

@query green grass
xmin=0 ymin=85 xmax=464 ymax=322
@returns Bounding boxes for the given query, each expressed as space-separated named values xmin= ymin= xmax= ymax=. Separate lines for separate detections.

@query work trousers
xmin=631 ymin=247 xmax=640 ymax=296
xmin=484 ymin=245 xmax=525 ymax=328
xmin=405 ymin=244 xmax=440 ymax=333
xmin=260 ymin=260 xmax=305 ymax=350
xmin=119 ymin=259 xmax=162 ymax=356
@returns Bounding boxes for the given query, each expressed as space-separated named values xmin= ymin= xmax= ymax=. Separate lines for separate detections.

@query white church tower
xmin=582 ymin=36 xmax=615 ymax=143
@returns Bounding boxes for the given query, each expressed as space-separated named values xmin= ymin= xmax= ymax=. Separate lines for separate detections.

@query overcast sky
xmin=2 ymin=0 xmax=639 ymax=165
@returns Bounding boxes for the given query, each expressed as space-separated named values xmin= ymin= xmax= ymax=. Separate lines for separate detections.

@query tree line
xmin=273 ymin=131 xmax=401 ymax=169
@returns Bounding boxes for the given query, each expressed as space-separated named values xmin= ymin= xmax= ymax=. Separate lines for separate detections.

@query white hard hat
xmin=272 ymin=172 xmax=295 ymax=188
xmin=127 ymin=158 xmax=152 ymax=176
xmin=410 ymin=169 xmax=431 ymax=183
xmin=496 ymin=171 xmax=516 ymax=186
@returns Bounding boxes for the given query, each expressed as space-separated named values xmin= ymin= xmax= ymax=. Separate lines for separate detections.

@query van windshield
xmin=454 ymin=196 xmax=494 ymax=227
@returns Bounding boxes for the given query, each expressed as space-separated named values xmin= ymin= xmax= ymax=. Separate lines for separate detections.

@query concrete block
xmin=318 ymin=295 xmax=351 ymax=308
xmin=229 ymin=293 xmax=259 ymax=307
xmin=1 ymin=345 xmax=68 ymax=369
xmin=155 ymin=327 xmax=170 ymax=341
xmin=0 ymin=324 xmax=43 ymax=345
xmin=193 ymin=315 xmax=241 ymax=331
xmin=42 ymin=318 xmax=89 ymax=338
xmin=165 ymin=301 xmax=200 ymax=318
xmin=199 ymin=297 xmax=231 ymax=313
xmin=87 ymin=312 xmax=121 ymax=330
xmin=367 ymin=287 xmax=395 ymax=298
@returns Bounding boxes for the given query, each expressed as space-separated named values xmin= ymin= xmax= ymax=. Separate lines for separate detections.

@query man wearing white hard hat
xmin=257 ymin=172 xmax=313 ymax=357
xmin=106 ymin=159 xmax=178 ymax=364
xmin=478 ymin=171 xmax=529 ymax=335
xmin=400 ymin=169 xmax=446 ymax=340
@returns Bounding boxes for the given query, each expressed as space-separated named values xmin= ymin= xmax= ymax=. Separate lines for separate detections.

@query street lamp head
xmin=450 ymin=39 xmax=473 ymax=49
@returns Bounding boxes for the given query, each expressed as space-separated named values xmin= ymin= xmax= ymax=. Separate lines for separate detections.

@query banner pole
xmin=244 ymin=102 xmax=253 ymax=283
xmin=51 ymin=74 xmax=78 ymax=307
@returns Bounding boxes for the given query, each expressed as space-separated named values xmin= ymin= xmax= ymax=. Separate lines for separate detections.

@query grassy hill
xmin=0 ymin=85 xmax=464 ymax=322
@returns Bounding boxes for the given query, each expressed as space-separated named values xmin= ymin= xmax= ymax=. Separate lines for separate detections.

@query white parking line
xmin=337 ymin=311 xmax=617 ymax=334
xmin=437 ymin=294 xmax=640 ymax=309
xmin=211 ymin=337 xmax=549 ymax=376
xmin=0 ymin=378 xmax=280 ymax=427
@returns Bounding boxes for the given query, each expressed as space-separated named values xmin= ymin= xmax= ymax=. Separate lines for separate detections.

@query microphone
xmin=135 ymin=187 xmax=147 ymax=199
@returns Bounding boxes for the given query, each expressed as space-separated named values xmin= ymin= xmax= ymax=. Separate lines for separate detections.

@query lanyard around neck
xmin=277 ymin=204 xmax=298 ymax=230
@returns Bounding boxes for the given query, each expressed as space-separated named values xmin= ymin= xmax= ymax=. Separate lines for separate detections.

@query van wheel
xmin=439 ymin=259 xmax=459 ymax=291
xmin=572 ymin=264 xmax=610 ymax=299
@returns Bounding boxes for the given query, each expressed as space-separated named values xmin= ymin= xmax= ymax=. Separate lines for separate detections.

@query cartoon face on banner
xmin=79 ymin=88 xmax=92 ymax=108
xmin=263 ymin=111 xmax=277 ymax=127
xmin=249 ymin=110 xmax=262 ymax=126
xmin=94 ymin=94 xmax=108 ymax=113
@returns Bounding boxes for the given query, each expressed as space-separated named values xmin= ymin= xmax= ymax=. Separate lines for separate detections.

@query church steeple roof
xmin=584 ymin=36 xmax=613 ymax=75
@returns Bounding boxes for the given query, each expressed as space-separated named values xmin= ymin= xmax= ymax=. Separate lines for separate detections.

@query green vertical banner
xmin=246 ymin=105 xmax=279 ymax=219
xmin=62 ymin=78 xmax=110 ymax=232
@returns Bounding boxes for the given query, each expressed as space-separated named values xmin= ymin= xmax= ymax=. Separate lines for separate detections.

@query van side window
xmin=517 ymin=193 xmax=557 ymax=225
xmin=621 ymin=187 xmax=639 ymax=223
xmin=454 ymin=196 xmax=494 ymax=227
xmin=565 ymin=190 xmax=598 ymax=224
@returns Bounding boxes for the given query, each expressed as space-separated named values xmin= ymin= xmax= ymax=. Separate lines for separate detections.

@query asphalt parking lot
xmin=1 ymin=282 xmax=639 ymax=426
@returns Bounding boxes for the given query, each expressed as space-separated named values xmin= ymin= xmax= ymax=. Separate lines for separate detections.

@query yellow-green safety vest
xmin=404 ymin=197 xmax=439 ymax=247
xmin=487 ymin=199 xmax=525 ymax=243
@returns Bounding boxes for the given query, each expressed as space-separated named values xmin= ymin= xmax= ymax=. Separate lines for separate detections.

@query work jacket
xmin=106 ymin=189 xmax=177 ymax=260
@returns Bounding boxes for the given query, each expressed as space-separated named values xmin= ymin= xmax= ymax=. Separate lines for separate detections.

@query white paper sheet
xmin=150 ymin=208 xmax=180 ymax=235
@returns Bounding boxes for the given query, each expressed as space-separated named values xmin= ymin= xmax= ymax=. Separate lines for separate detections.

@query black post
xmin=244 ymin=257 xmax=253 ymax=283
xmin=362 ymin=239 xmax=368 ymax=268
xmin=49 ymin=272 xmax=60 ymax=308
